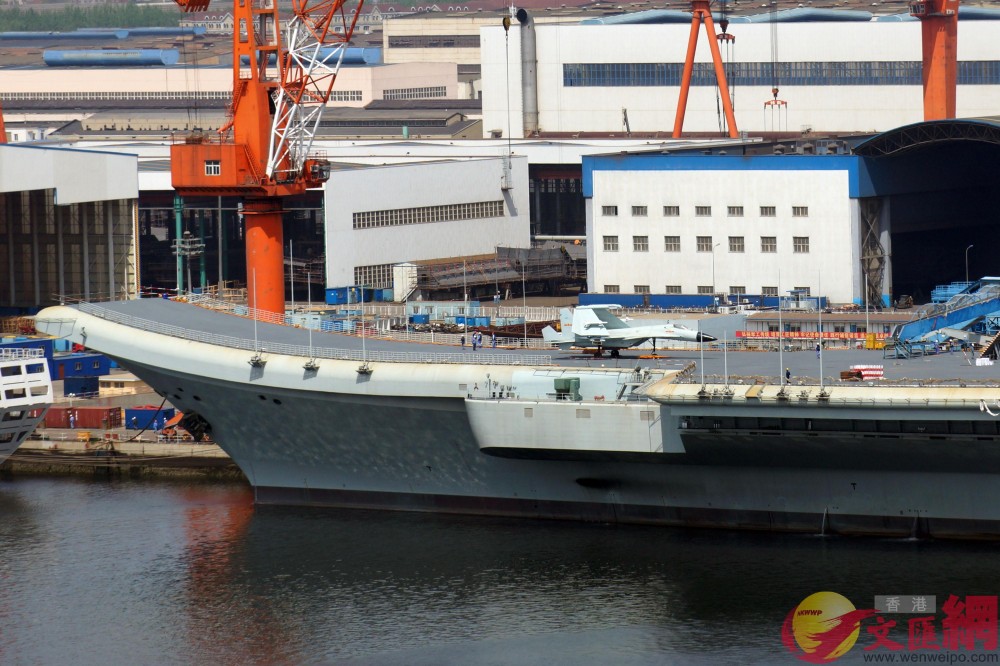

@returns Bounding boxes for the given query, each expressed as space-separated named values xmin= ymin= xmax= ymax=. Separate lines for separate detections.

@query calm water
xmin=2 ymin=476 xmax=999 ymax=666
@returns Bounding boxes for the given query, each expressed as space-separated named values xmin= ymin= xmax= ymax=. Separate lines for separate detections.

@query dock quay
xmin=2 ymin=371 xmax=244 ymax=480
xmin=3 ymin=432 xmax=243 ymax=479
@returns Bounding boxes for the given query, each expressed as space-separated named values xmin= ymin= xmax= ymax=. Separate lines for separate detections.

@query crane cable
xmin=765 ymin=0 xmax=787 ymax=132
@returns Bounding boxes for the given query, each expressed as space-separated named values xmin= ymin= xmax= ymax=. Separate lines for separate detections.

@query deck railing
xmin=0 ymin=348 xmax=46 ymax=361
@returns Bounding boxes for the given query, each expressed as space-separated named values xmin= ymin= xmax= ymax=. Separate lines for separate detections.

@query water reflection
xmin=3 ymin=478 xmax=1000 ymax=665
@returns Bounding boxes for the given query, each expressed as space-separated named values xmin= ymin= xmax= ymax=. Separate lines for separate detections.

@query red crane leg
xmin=920 ymin=14 xmax=958 ymax=120
xmin=243 ymin=198 xmax=285 ymax=316
xmin=672 ymin=13 xmax=702 ymax=138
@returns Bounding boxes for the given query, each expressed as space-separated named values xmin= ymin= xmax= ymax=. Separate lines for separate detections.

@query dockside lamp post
xmin=712 ymin=242 xmax=721 ymax=306
xmin=966 ymin=244 xmax=974 ymax=284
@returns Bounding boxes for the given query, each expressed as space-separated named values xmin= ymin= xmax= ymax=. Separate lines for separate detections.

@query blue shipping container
xmin=63 ymin=376 xmax=99 ymax=398
xmin=124 ymin=407 xmax=177 ymax=430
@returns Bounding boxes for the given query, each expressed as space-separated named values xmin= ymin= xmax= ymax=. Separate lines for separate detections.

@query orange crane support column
xmin=911 ymin=0 xmax=959 ymax=121
xmin=243 ymin=199 xmax=285 ymax=315
xmin=672 ymin=0 xmax=739 ymax=139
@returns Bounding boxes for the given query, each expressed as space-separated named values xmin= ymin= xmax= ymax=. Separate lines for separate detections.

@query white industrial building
xmin=585 ymin=153 xmax=860 ymax=303
xmin=0 ymin=61 xmax=459 ymax=111
xmin=0 ymin=144 xmax=139 ymax=309
xmin=323 ymin=155 xmax=530 ymax=292
xmin=480 ymin=18 xmax=1000 ymax=137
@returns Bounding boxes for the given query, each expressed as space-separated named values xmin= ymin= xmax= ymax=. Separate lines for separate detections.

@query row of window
xmin=602 ymin=205 xmax=807 ymax=218
xmin=382 ymin=85 xmax=447 ymax=100
xmin=602 ymin=235 xmax=809 ymax=253
xmin=387 ymin=35 xmax=481 ymax=48
xmin=0 ymin=91 xmax=229 ymax=101
xmin=354 ymin=263 xmax=394 ymax=290
xmin=330 ymin=90 xmax=363 ymax=102
xmin=604 ymin=284 xmax=816 ymax=294
xmin=604 ymin=285 xmax=800 ymax=295
xmin=564 ymin=60 xmax=1000 ymax=87
xmin=353 ymin=200 xmax=505 ymax=229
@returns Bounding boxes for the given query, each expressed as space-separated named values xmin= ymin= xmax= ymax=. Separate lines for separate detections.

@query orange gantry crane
xmin=672 ymin=0 xmax=739 ymax=139
xmin=170 ymin=0 xmax=363 ymax=314
xmin=910 ymin=0 xmax=960 ymax=121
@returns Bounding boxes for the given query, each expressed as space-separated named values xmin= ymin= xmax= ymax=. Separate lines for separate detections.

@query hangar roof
xmin=0 ymin=143 xmax=137 ymax=204
xmin=854 ymin=117 xmax=1000 ymax=157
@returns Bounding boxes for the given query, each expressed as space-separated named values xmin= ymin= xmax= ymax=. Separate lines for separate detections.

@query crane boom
xmin=171 ymin=0 xmax=364 ymax=314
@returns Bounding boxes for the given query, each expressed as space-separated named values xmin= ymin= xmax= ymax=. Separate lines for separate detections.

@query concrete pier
xmin=3 ymin=431 xmax=245 ymax=480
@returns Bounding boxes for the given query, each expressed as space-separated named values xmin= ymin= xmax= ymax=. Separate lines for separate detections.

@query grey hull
xmin=33 ymin=301 xmax=1000 ymax=540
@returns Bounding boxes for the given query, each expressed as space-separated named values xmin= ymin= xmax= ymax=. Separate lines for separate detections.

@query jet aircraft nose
xmin=697 ymin=332 xmax=717 ymax=342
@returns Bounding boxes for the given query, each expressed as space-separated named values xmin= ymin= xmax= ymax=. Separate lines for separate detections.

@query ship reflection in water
xmin=3 ymin=477 xmax=1000 ymax=665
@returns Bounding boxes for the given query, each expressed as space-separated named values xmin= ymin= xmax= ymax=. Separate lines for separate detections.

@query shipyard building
xmin=583 ymin=119 xmax=1000 ymax=307
xmin=2 ymin=10 xmax=999 ymax=307
xmin=0 ymin=144 xmax=138 ymax=313
xmin=480 ymin=12 xmax=1000 ymax=137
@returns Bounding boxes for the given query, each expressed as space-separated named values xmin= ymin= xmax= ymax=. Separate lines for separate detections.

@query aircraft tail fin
xmin=542 ymin=325 xmax=574 ymax=350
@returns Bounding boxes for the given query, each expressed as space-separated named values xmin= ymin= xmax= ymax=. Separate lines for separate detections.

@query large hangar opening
xmin=856 ymin=120 xmax=1000 ymax=305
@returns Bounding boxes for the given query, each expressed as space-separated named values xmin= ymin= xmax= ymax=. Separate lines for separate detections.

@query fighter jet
xmin=541 ymin=304 xmax=716 ymax=357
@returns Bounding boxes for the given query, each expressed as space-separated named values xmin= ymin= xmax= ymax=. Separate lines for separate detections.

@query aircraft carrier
xmin=32 ymin=296 xmax=1000 ymax=539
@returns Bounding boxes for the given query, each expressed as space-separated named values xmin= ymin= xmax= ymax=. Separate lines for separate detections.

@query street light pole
xmin=712 ymin=242 xmax=720 ymax=309
xmin=966 ymin=244 xmax=974 ymax=284
xmin=522 ymin=262 xmax=527 ymax=346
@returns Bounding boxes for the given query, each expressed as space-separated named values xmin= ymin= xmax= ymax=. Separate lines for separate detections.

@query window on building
xmin=697 ymin=236 xmax=713 ymax=252
xmin=762 ymin=286 xmax=778 ymax=296
xmin=74 ymin=362 xmax=82 ymax=371
xmin=665 ymin=285 xmax=682 ymax=294
xmin=697 ymin=286 xmax=714 ymax=295
xmin=354 ymin=263 xmax=395 ymax=290
xmin=761 ymin=236 xmax=777 ymax=253
xmin=730 ymin=286 xmax=746 ymax=295
xmin=603 ymin=235 xmax=619 ymax=251
xmin=760 ymin=206 xmax=776 ymax=217
xmin=605 ymin=284 xmax=620 ymax=293
xmin=727 ymin=206 xmax=744 ymax=217
xmin=792 ymin=206 xmax=809 ymax=217
xmin=695 ymin=206 xmax=712 ymax=217
xmin=382 ymin=85 xmax=447 ymax=100
xmin=794 ymin=287 xmax=811 ymax=296
xmin=634 ymin=285 xmax=650 ymax=294
xmin=204 ymin=160 xmax=221 ymax=176
xmin=353 ymin=200 xmax=504 ymax=229
xmin=663 ymin=205 xmax=680 ymax=217
xmin=633 ymin=235 xmax=649 ymax=252
xmin=729 ymin=236 xmax=744 ymax=253
xmin=602 ymin=205 xmax=619 ymax=216
xmin=793 ymin=236 xmax=810 ymax=253
xmin=834 ymin=324 xmax=845 ymax=333
xmin=664 ymin=236 xmax=680 ymax=252
xmin=632 ymin=205 xmax=648 ymax=217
